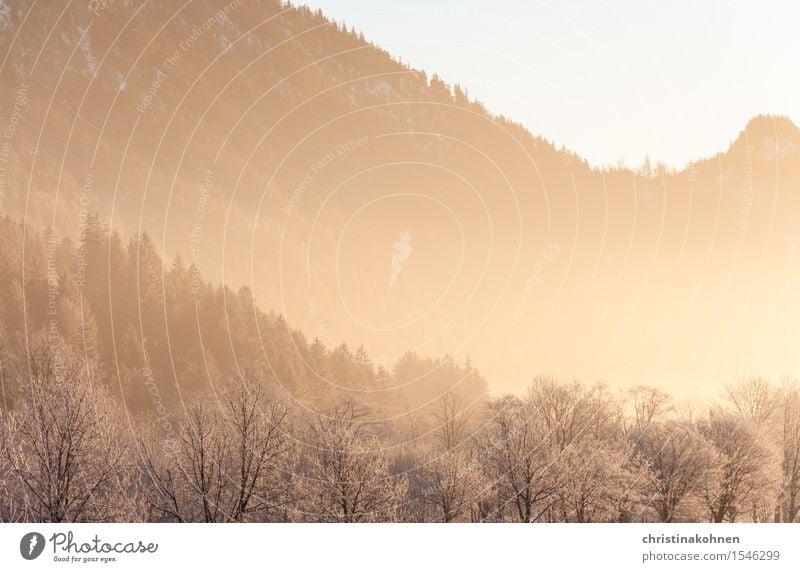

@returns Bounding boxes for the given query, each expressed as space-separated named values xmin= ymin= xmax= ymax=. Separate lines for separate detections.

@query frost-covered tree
xmin=779 ymin=379 xmax=800 ymax=522
xmin=478 ymin=395 xmax=561 ymax=522
xmin=699 ymin=410 xmax=778 ymax=522
xmin=3 ymin=334 xmax=128 ymax=522
xmin=632 ymin=420 xmax=719 ymax=522
xmin=303 ymin=403 xmax=407 ymax=522
xmin=559 ymin=438 xmax=644 ymax=522
xmin=139 ymin=376 xmax=296 ymax=522
xmin=422 ymin=393 xmax=483 ymax=522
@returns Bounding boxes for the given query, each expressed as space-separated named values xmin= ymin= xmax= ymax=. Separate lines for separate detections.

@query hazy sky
xmin=298 ymin=0 xmax=800 ymax=169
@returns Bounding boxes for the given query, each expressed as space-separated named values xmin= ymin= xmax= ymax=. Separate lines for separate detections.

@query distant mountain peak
xmin=741 ymin=114 xmax=799 ymax=141
xmin=715 ymin=114 xmax=800 ymax=162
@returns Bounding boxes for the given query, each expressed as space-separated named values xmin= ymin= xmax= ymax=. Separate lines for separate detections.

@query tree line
xmin=2 ymin=338 xmax=798 ymax=523
xmin=0 ymin=215 xmax=798 ymax=522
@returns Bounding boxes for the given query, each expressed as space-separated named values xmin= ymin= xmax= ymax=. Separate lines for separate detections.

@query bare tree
xmin=4 ymin=334 xmax=127 ymax=522
xmin=422 ymin=447 xmax=481 ymax=522
xmin=478 ymin=395 xmax=561 ymax=522
xmin=725 ymin=377 xmax=778 ymax=430
xmin=422 ymin=393 xmax=483 ymax=522
xmin=526 ymin=376 xmax=594 ymax=450
xmin=585 ymin=382 xmax=625 ymax=441
xmin=632 ymin=420 xmax=718 ymax=522
xmin=559 ymin=439 xmax=644 ymax=522
xmin=223 ymin=381 xmax=296 ymax=521
xmin=432 ymin=392 xmax=471 ymax=451
xmin=304 ymin=403 xmax=407 ymax=522
xmin=139 ymin=376 xmax=296 ymax=522
xmin=778 ymin=379 xmax=800 ymax=522
xmin=0 ymin=410 xmax=28 ymax=521
xmin=140 ymin=404 xmax=228 ymax=522
xmin=627 ymin=385 xmax=672 ymax=433
xmin=698 ymin=410 xmax=778 ymax=522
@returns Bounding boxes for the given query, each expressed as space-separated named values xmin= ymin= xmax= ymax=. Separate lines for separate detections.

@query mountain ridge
xmin=1 ymin=0 xmax=800 ymax=395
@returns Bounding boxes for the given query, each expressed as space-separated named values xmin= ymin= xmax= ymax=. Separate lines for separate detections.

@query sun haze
xmin=299 ymin=0 xmax=800 ymax=168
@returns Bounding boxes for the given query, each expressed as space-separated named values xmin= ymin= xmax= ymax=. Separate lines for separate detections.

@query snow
xmin=78 ymin=27 xmax=98 ymax=76
xmin=0 ymin=0 xmax=11 ymax=31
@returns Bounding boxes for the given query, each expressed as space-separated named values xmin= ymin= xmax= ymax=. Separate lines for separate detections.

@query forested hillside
xmin=0 ymin=214 xmax=486 ymax=416
xmin=1 ymin=216 xmax=800 ymax=523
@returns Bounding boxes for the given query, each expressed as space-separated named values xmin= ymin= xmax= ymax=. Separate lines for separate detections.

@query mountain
xmin=1 ymin=0 xmax=800 ymax=395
